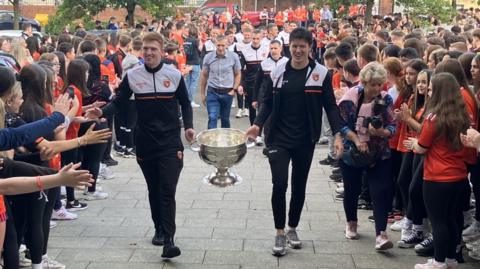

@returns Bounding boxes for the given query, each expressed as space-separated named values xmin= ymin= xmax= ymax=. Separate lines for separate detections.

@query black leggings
xmin=244 ymin=87 xmax=256 ymax=125
xmin=78 ymin=122 xmax=108 ymax=192
xmin=340 ymin=158 xmax=394 ymax=235
xmin=102 ymin=115 xmax=114 ymax=161
xmin=391 ymin=149 xmax=403 ymax=211
xmin=423 ymin=180 xmax=464 ymax=263
xmin=137 ymin=152 xmax=183 ymax=241
xmin=3 ymin=199 xmax=19 ymax=269
xmin=268 ymin=144 xmax=315 ymax=230
xmin=470 ymin=158 xmax=480 ymax=221
xmin=62 ymin=148 xmax=78 ymax=202
xmin=236 ymin=92 xmax=244 ymax=109
xmin=2 ymin=159 xmax=55 ymax=265
xmin=407 ymin=154 xmax=426 ymax=225
xmin=397 ymin=152 xmax=414 ymax=215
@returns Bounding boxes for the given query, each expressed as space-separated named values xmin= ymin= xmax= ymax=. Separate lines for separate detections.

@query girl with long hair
xmin=408 ymin=73 xmax=471 ymax=269
xmin=390 ymin=59 xmax=428 ymax=236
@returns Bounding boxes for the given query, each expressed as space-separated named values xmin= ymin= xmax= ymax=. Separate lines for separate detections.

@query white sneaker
xmin=414 ymin=259 xmax=447 ymax=269
xmin=466 ymin=239 xmax=480 ymax=250
xmin=231 ymin=102 xmax=236 ymax=108
xmin=255 ymin=136 xmax=263 ymax=146
xmin=99 ymin=163 xmax=115 ymax=180
xmin=83 ymin=191 xmax=108 ymax=201
xmin=18 ymin=245 xmax=31 ymax=267
xmin=463 ymin=220 xmax=480 ymax=243
xmin=390 ymin=218 xmax=407 ymax=231
xmin=242 ymin=108 xmax=249 ymax=117
xmin=49 ymin=221 xmax=57 ymax=229
xmin=191 ymin=102 xmax=200 ymax=108
xmin=51 ymin=207 xmax=78 ymax=220
xmin=235 ymin=109 xmax=243 ymax=118
xmin=42 ymin=256 xmax=66 ymax=269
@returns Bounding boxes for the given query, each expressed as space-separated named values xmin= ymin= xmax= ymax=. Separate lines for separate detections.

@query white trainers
xmin=51 ymin=206 xmax=78 ymax=220
xmin=375 ymin=231 xmax=393 ymax=251
xmin=414 ymin=259 xmax=447 ymax=269
xmin=42 ymin=256 xmax=66 ymax=269
xmin=255 ymin=136 xmax=264 ymax=146
xmin=191 ymin=101 xmax=200 ymax=108
xmin=99 ymin=163 xmax=115 ymax=180
xmin=83 ymin=191 xmax=108 ymax=201
xmin=231 ymin=102 xmax=236 ymax=108
xmin=466 ymin=239 xmax=480 ymax=250
xmin=235 ymin=109 xmax=243 ymax=118
xmin=463 ymin=220 xmax=480 ymax=243
xmin=345 ymin=221 xmax=359 ymax=239
xmin=49 ymin=221 xmax=57 ymax=229
xmin=242 ymin=108 xmax=249 ymax=117
xmin=400 ymin=226 xmax=413 ymax=241
xmin=18 ymin=245 xmax=31 ymax=267
xmin=391 ymin=218 xmax=409 ymax=232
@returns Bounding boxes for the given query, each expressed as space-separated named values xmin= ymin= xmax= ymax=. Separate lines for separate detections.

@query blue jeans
xmin=185 ymin=65 xmax=201 ymax=102
xmin=206 ymin=90 xmax=233 ymax=129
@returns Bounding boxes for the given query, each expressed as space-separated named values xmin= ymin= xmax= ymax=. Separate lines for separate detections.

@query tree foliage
xmin=395 ymin=0 xmax=456 ymax=26
xmin=46 ymin=0 xmax=181 ymax=34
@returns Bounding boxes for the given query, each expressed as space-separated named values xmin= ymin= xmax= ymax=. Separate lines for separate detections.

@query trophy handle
xmin=190 ymin=140 xmax=201 ymax=152
xmin=246 ymin=137 xmax=256 ymax=148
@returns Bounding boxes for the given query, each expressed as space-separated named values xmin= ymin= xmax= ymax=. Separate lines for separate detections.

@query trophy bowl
xmin=190 ymin=128 xmax=254 ymax=187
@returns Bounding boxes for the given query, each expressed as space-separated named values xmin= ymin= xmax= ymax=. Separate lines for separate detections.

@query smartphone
xmin=67 ymin=87 xmax=75 ymax=99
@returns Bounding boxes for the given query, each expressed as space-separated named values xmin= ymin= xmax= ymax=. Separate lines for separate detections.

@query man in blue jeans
xmin=199 ymin=35 xmax=242 ymax=129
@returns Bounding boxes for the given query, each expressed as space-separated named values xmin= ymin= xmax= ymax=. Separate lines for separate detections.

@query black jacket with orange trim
xmin=102 ymin=62 xmax=193 ymax=160
xmin=254 ymin=58 xmax=345 ymax=145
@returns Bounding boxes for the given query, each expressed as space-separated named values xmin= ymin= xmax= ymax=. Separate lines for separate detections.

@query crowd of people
xmin=0 ymin=2 xmax=480 ymax=269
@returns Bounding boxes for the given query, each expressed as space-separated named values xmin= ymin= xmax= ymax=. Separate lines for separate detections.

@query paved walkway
xmin=48 ymin=106 xmax=480 ymax=269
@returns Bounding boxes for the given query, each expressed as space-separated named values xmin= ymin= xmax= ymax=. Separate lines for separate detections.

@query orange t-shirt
xmin=275 ymin=13 xmax=284 ymax=26
xmin=170 ymin=32 xmax=184 ymax=49
xmin=287 ymin=11 xmax=294 ymax=22
xmin=0 ymin=196 xmax=6 ymax=222
xmin=460 ymin=87 xmax=478 ymax=165
xmin=44 ymin=104 xmax=61 ymax=171
xmin=396 ymin=96 xmax=414 ymax=152
xmin=418 ymin=113 xmax=468 ymax=182
xmin=99 ymin=56 xmax=116 ymax=83
xmin=389 ymin=94 xmax=408 ymax=149
xmin=332 ymin=71 xmax=341 ymax=90
xmin=300 ymin=8 xmax=308 ymax=21
xmin=65 ymin=85 xmax=83 ymax=140
xmin=313 ymin=10 xmax=321 ymax=22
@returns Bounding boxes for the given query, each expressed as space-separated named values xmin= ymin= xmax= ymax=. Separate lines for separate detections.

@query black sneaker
xmin=122 ymin=149 xmax=136 ymax=158
xmin=415 ymin=234 xmax=434 ymax=257
xmin=65 ymin=200 xmax=88 ymax=212
xmin=319 ymin=156 xmax=335 ymax=165
xmin=334 ymin=193 xmax=344 ymax=201
xmin=331 ymin=160 xmax=339 ymax=168
xmin=332 ymin=168 xmax=341 ymax=174
xmin=329 ymin=173 xmax=343 ymax=182
xmin=161 ymin=244 xmax=181 ymax=259
xmin=102 ymin=156 xmax=118 ymax=167
xmin=152 ymin=230 xmax=164 ymax=246
xmin=113 ymin=143 xmax=123 ymax=153
xmin=398 ymin=231 xmax=424 ymax=248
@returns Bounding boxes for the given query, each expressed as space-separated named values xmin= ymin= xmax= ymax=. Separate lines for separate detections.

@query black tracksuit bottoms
xmin=267 ymin=144 xmax=315 ymax=230
xmin=340 ymin=158 xmax=394 ymax=235
xmin=423 ymin=180 xmax=464 ymax=262
xmin=137 ymin=152 xmax=183 ymax=242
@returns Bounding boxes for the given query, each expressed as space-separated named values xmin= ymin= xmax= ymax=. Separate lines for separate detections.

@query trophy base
xmin=203 ymin=169 xmax=242 ymax=187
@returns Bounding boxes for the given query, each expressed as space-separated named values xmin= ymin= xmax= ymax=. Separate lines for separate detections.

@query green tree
xmin=395 ymin=0 xmax=456 ymax=26
xmin=316 ymin=0 xmax=375 ymax=27
xmin=108 ymin=0 xmax=182 ymax=27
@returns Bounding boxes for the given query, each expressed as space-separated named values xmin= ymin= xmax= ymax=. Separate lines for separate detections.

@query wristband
xmin=36 ymin=176 xmax=49 ymax=202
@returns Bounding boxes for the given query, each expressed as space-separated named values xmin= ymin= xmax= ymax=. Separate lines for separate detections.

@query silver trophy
xmin=191 ymin=128 xmax=255 ymax=187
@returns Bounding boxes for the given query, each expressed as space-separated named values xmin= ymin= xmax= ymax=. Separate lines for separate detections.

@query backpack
xmin=183 ymin=39 xmax=196 ymax=61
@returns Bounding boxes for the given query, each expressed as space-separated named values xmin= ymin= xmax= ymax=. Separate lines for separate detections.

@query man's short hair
xmin=270 ymin=39 xmax=282 ymax=47
xmin=289 ymin=28 xmax=313 ymax=46
xmin=399 ymin=47 xmax=419 ymax=59
xmin=335 ymin=42 xmax=353 ymax=61
xmin=343 ymin=59 xmax=360 ymax=76
xmin=451 ymin=25 xmax=462 ymax=34
xmin=472 ymin=29 xmax=480 ymax=39
xmin=427 ymin=37 xmax=445 ymax=48
xmin=22 ymin=23 xmax=32 ymax=31
xmin=403 ymin=38 xmax=424 ymax=59
xmin=323 ymin=48 xmax=336 ymax=60
xmin=142 ymin=32 xmax=163 ymax=48
xmin=357 ymin=44 xmax=379 ymax=63
xmin=118 ymin=34 xmax=132 ymax=48
xmin=95 ymin=38 xmax=107 ymax=51
xmin=132 ymin=37 xmax=143 ymax=51
xmin=382 ymin=44 xmax=401 ymax=58
xmin=58 ymin=42 xmax=74 ymax=55
xmin=79 ymin=40 xmax=96 ymax=54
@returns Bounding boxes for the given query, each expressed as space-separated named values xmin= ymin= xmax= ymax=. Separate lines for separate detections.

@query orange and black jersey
xmin=102 ymin=63 xmax=193 ymax=160
xmin=239 ymin=44 xmax=269 ymax=87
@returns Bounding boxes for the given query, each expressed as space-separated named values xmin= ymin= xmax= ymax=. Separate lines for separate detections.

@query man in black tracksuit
xmin=87 ymin=33 xmax=195 ymax=259
xmin=246 ymin=28 xmax=344 ymax=256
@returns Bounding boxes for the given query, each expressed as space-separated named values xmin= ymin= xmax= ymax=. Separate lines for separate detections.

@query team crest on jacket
xmin=163 ymin=80 xmax=171 ymax=87
xmin=312 ymin=73 xmax=320 ymax=81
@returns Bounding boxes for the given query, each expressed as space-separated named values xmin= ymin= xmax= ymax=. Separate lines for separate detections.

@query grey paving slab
xmin=46 ymin=109 xmax=480 ymax=269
